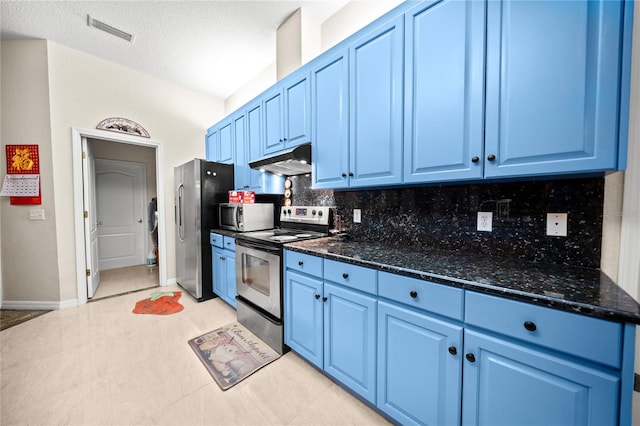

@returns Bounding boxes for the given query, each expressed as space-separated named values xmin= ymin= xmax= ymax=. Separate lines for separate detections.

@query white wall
xmin=0 ymin=39 xmax=224 ymax=306
xmin=1 ymin=40 xmax=61 ymax=305
xmin=321 ymin=0 xmax=404 ymax=51
xmin=224 ymin=0 xmax=402 ymax=115
xmin=47 ymin=42 xmax=225 ymax=301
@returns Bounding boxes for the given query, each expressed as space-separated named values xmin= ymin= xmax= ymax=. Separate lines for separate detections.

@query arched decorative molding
xmin=96 ymin=117 xmax=150 ymax=138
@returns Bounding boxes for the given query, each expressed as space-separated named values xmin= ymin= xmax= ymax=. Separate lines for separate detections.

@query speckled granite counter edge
xmin=284 ymin=241 xmax=640 ymax=325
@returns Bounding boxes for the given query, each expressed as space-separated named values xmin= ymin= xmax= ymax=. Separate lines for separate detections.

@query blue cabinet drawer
xmin=465 ymin=291 xmax=623 ymax=368
xmin=285 ymin=250 xmax=323 ymax=277
xmin=223 ymin=236 xmax=235 ymax=251
xmin=210 ymin=232 xmax=224 ymax=248
xmin=324 ymin=259 xmax=377 ymax=295
xmin=378 ymin=272 xmax=464 ymax=321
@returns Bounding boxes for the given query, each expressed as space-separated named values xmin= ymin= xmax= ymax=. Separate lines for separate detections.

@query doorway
xmin=72 ymin=128 xmax=167 ymax=305
xmin=91 ymin=156 xmax=155 ymax=299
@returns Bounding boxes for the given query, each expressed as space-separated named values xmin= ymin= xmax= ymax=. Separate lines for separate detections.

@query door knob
xmin=137 ymin=218 xmax=143 ymax=223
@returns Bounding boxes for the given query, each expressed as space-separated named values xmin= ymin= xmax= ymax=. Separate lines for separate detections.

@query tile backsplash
xmin=287 ymin=174 xmax=604 ymax=269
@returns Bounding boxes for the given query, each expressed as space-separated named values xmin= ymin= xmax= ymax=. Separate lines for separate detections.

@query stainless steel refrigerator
xmin=175 ymin=159 xmax=234 ymax=301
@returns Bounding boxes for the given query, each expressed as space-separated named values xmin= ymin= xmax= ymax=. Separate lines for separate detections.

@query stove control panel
xmin=280 ymin=206 xmax=331 ymax=225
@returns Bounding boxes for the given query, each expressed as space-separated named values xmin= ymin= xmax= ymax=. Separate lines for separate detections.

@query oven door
xmin=235 ymin=240 xmax=282 ymax=319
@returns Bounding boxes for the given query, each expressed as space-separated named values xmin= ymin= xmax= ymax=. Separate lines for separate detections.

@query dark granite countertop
xmin=210 ymin=229 xmax=243 ymax=239
xmin=285 ymin=237 xmax=640 ymax=325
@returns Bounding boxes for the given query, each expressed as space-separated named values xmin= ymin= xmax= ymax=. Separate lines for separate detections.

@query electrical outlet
xmin=546 ymin=213 xmax=568 ymax=237
xmin=353 ymin=209 xmax=362 ymax=224
xmin=477 ymin=212 xmax=492 ymax=232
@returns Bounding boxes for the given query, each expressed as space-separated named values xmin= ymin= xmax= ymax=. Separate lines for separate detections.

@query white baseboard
xmin=164 ymin=278 xmax=177 ymax=286
xmin=1 ymin=299 xmax=78 ymax=310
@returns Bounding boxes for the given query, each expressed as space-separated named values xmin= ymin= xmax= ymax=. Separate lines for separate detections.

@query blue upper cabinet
xmin=218 ymin=120 xmax=234 ymax=164
xmin=284 ymin=72 xmax=312 ymax=147
xmin=244 ymin=101 xmax=268 ymax=191
xmin=263 ymin=69 xmax=311 ymax=155
xmin=232 ymin=113 xmax=247 ymax=190
xmin=208 ymin=0 xmax=632 ymax=187
xmin=403 ymin=0 xmax=486 ymax=184
xmin=263 ymin=87 xmax=283 ymax=154
xmin=484 ymin=0 xmax=626 ymax=178
xmin=205 ymin=127 xmax=218 ymax=161
xmin=349 ymin=15 xmax=404 ymax=188
xmin=235 ymin=100 xmax=284 ymax=193
xmin=311 ymin=49 xmax=350 ymax=190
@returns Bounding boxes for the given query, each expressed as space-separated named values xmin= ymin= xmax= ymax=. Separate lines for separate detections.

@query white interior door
xmin=82 ymin=137 xmax=100 ymax=297
xmin=95 ymin=159 xmax=147 ymax=270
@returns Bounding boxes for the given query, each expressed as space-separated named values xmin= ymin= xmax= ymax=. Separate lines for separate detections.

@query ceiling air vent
xmin=87 ymin=15 xmax=134 ymax=42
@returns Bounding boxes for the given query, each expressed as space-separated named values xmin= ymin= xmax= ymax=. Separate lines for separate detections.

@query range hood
xmin=249 ymin=143 xmax=311 ymax=176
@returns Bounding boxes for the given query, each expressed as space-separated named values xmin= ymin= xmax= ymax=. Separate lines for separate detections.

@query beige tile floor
xmin=0 ymin=283 xmax=391 ymax=425
xmin=93 ymin=265 xmax=160 ymax=300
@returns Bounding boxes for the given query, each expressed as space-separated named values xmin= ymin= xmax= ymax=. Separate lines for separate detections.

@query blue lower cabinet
xmin=212 ymin=236 xmax=237 ymax=308
xmin=212 ymin=246 xmax=225 ymax=298
xmin=461 ymin=329 xmax=620 ymax=426
xmin=377 ymin=300 xmax=463 ymax=426
xmin=284 ymin=251 xmax=634 ymax=425
xmin=284 ymin=251 xmax=378 ymax=404
xmin=324 ymin=282 xmax=377 ymax=404
xmin=284 ymin=270 xmax=324 ymax=368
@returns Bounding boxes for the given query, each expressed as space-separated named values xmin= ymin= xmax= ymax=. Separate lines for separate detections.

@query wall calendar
xmin=2 ymin=144 xmax=42 ymax=205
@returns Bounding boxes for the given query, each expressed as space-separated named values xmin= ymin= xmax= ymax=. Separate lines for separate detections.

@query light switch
xmin=29 ymin=209 xmax=45 ymax=221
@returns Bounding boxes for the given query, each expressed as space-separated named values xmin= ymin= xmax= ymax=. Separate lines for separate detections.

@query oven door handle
xmin=235 ymin=239 xmax=282 ymax=254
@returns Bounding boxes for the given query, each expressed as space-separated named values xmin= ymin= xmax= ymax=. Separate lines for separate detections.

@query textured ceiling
xmin=0 ymin=1 xmax=349 ymax=99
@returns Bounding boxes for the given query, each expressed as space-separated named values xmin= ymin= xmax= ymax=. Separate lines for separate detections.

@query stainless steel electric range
xmin=234 ymin=206 xmax=331 ymax=354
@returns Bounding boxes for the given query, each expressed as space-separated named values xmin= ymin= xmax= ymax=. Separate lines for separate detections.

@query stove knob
xmin=318 ymin=211 xmax=323 ymax=217
xmin=312 ymin=209 xmax=316 ymax=216
xmin=287 ymin=209 xmax=292 ymax=215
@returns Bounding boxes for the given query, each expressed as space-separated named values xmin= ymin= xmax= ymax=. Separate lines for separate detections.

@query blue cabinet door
xmin=283 ymin=72 xmax=311 ymax=148
xmin=311 ymin=49 xmax=350 ymax=189
xmin=323 ymin=282 xmax=377 ymax=404
xmin=205 ymin=128 xmax=218 ymax=161
xmin=349 ymin=15 xmax=403 ymax=188
xmin=263 ymin=88 xmax=283 ymax=155
xmin=246 ymin=102 xmax=265 ymax=191
xmin=484 ymin=0 xmax=624 ymax=178
xmin=462 ymin=329 xmax=620 ymax=426
xmin=233 ymin=114 xmax=248 ymax=190
xmin=224 ymin=250 xmax=236 ymax=308
xmin=212 ymin=247 xmax=224 ymax=298
xmin=284 ymin=270 xmax=323 ymax=369
xmin=218 ymin=120 xmax=234 ymax=164
xmin=377 ymin=301 xmax=463 ymax=426
xmin=403 ymin=0 xmax=485 ymax=184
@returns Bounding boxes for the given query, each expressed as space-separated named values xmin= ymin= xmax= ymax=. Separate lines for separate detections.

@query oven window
xmin=241 ymin=253 xmax=271 ymax=296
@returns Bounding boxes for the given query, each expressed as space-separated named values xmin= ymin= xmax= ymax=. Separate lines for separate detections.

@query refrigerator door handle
xmin=178 ymin=184 xmax=185 ymax=241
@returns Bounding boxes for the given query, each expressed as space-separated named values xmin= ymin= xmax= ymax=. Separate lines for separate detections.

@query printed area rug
xmin=188 ymin=322 xmax=281 ymax=390
xmin=132 ymin=291 xmax=184 ymax=315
